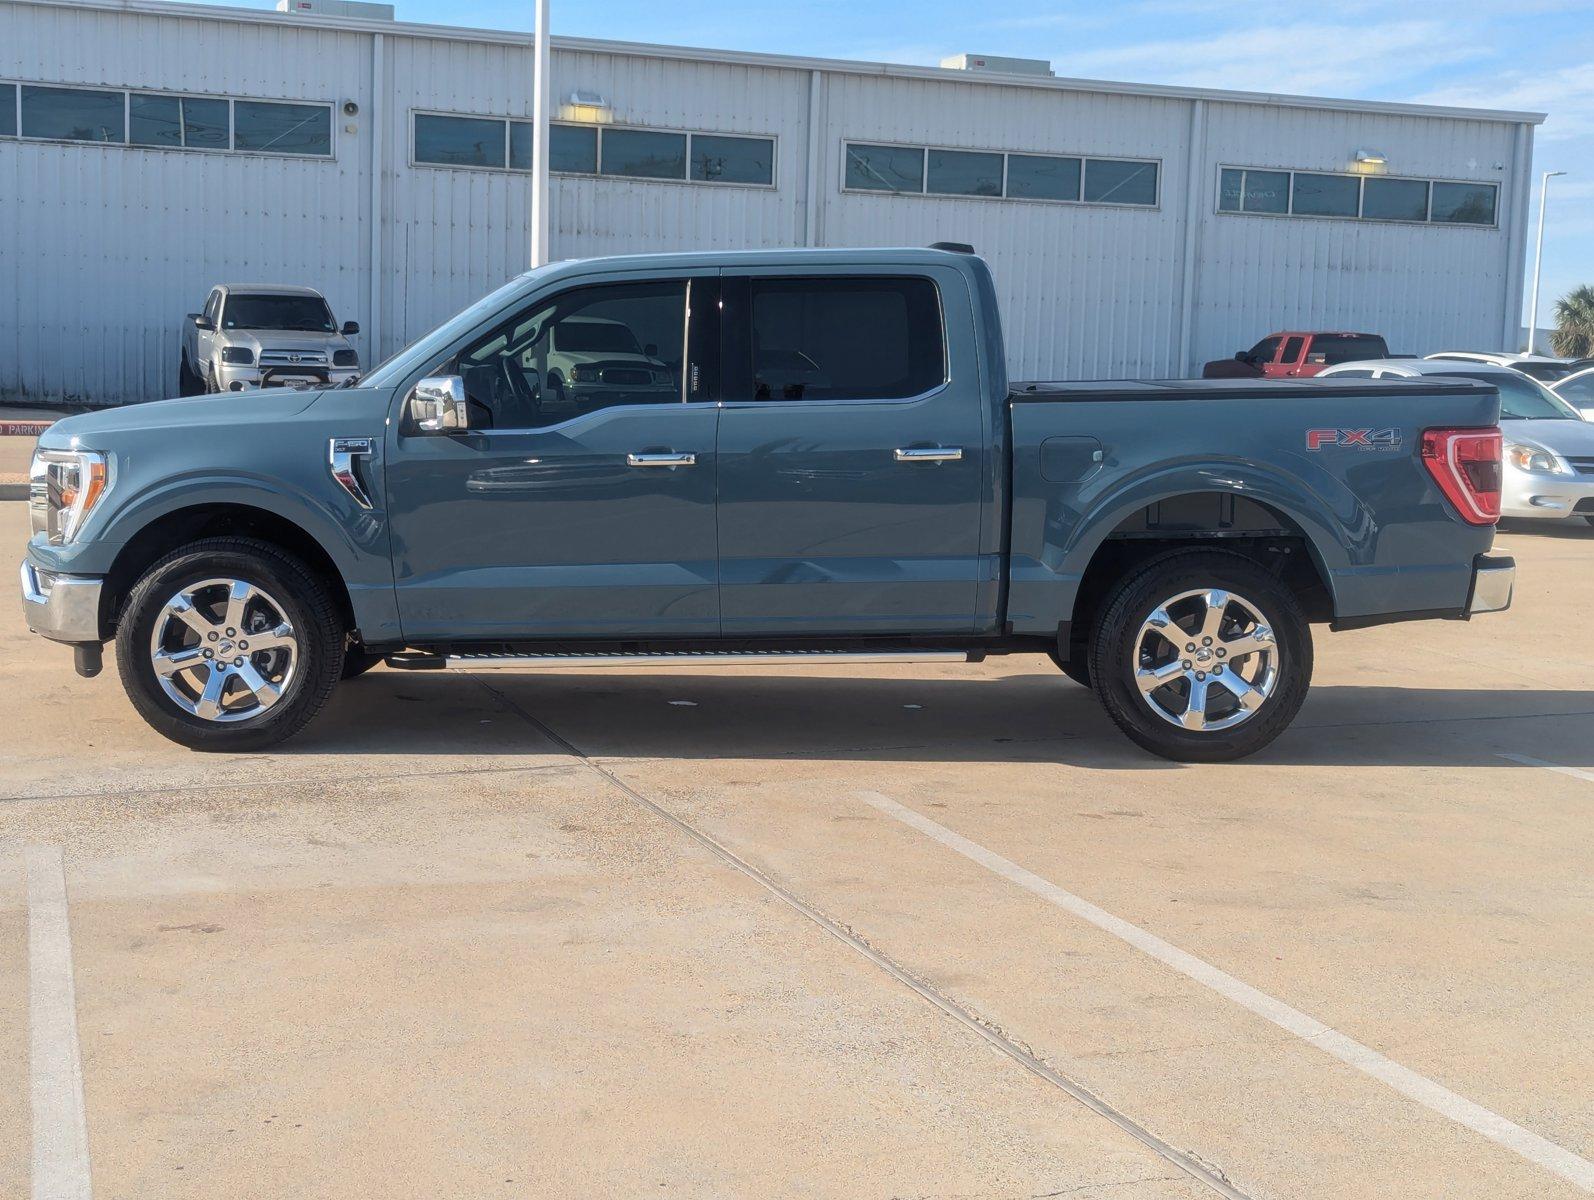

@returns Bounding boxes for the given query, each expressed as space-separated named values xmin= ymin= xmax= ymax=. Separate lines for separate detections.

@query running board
xmin=386 ymin=649 xmax=976 ymax=671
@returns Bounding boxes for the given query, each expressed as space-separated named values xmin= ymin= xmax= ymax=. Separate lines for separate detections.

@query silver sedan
xmin=1318 ymin=358 xmax=1594 ymax=525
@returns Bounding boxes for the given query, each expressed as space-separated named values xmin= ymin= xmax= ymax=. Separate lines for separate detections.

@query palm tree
xmin=1551 ymin=285 xmax=1594 ymax=358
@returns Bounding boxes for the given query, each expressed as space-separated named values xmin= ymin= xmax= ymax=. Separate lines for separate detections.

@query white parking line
xmin=1497 ymin=752 xmax=1594 ymax=784
xmin=26 ymin=846 xmax=93 ymax=1200
xmin=860 ymin=791 xmax=1594 ymax=1193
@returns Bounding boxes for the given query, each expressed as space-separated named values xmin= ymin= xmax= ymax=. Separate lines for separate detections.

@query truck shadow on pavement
xmin=294 ymin=669 xmax=1594 ymax=771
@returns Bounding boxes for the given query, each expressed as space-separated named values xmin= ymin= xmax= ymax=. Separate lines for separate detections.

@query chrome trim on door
xmin=626 ymin=452 xmax=697 ymax=468
xmin=894 ymin=446 xmax=963 ymax=463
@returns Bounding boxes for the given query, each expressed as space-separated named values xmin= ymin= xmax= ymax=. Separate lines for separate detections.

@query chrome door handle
xmin=627 ymin=452 xmax=697 ymax=467
xmin=894 ymin=447 xmax=963 ymax=463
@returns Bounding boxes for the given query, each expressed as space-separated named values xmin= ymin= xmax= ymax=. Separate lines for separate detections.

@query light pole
xmin=1527 ymin=169 xmax=1566 ymax=354
xmin=530 ymin=0 xmax=551 ymax=268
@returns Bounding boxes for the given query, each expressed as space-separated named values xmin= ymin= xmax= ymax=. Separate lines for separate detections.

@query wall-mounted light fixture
xmin=559 ymin=90 xmax=613 ymax=123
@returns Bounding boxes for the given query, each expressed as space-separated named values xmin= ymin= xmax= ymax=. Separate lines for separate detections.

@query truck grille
xmin=260 ymin=350 xmax=329 ymax=366
xmin=601 ymin=368 xmax=655 ymax=385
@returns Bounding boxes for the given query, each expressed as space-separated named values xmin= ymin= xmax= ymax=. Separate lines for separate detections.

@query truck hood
xmin=224 ymin=330 xmax=351 ymax=355
xmin=1500 ymin=417 xmax=1594 ymax=456
xmin=40 ymin=390 xmax=325 ymax=449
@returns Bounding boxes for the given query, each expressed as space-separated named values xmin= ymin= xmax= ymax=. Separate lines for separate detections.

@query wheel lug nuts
xmin=202 ymin=649 xmax=213 ymax=658
xmin=1196 ymin=671 xmax=1206 ymax=681
xmin=238 ymin=641 xmax=248 ymax=650
xmin=207 ymin=631 xmax=218 ymax=641
xmin=225 ymin=628 xmax=236 ymax=637
xmin=1216 ymin=648 xmax=1226 ymax=657
xmin=1182 ymin=660 xmax=1192 ymax=669
xmin=1213 ymin=665 xmax=1223 ymax=674
xmin=233 ymin=657 xmax=244 ymax=667
xmin=1186 ymin=643 xmax=1195 ymax=652
xmin=1202 ymin=637 xmax=1213 ymax=646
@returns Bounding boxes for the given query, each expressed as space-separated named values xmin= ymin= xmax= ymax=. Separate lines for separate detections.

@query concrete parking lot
xmin=2 ymin=498 xmax=1591 ymax=1199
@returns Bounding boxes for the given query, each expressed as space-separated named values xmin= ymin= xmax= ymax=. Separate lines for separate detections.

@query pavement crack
xmin=467 ymin=672 xmax=1254 ymax=1200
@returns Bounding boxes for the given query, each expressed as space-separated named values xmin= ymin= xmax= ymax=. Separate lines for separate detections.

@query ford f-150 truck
xmin=21 ymin=247 xmax=1514 ymax=761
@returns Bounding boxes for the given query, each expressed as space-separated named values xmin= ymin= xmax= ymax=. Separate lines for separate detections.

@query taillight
xmin=1421 ymin=428 xmax=1501 ymax=525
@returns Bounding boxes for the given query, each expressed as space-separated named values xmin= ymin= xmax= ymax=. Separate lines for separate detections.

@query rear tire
xmin=1088 ymin=550 xmax=1312 ymax=762
xmin=114 ymin=538 xmax=344 ymax=751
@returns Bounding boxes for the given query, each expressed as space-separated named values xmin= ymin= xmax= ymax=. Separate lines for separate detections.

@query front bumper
xmin=19 ymin=559 xmax=103 ymax=643
xmin=1500 ymin=471 xmax=1594 ymax=520
xmin=1466 ymin=553 xmax=1514 ymax=615
xmin=217 ymin=363 xmax=360 ymax=392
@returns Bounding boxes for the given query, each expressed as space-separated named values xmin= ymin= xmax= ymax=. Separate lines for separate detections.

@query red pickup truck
xmin=1203 ymin=331 xmax=1390 ymax=379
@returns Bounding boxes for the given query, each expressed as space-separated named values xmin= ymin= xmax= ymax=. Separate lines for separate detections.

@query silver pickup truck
xmin=179 ymin=284 xmax=362 ymax=395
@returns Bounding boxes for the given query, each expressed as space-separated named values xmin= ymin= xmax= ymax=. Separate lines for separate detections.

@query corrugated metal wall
xmin=0 ymin=0 xmax=1534 ymax=404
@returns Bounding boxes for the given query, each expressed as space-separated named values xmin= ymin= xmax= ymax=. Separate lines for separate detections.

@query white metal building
xmin=0 ymin=0 xmax=1546 ymax=405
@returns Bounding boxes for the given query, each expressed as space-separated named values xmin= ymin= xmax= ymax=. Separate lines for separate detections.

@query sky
xmin=235 ymin=0 xmax=1593 ymax=334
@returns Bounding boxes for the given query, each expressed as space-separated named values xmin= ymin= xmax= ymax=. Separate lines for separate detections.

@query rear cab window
xmin=734 ymin=276 xmax=945 ymax=402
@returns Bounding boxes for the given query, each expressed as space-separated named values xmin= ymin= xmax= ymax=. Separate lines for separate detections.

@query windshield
xmin=557 ymin=321 xmax=641 ymax=354
xmin=1513 ymin=361 xmax=1573 ymax=382
xmin=1447 ymin=371 xmax=1582 ymax=420
xmin=359 ymin=271 xmax=544 ymax=390
xmin=1316 ymin=335 xmax=1388 ymax=365
xmin=1555 ymin=372 xmax=1594 ymax=404
xmin=223 ymin=294 xmax=334 ymax=332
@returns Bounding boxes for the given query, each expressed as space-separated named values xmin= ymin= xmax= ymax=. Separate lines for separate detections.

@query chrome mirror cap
xmin=408 ymin=375 xmax=469 ymax=433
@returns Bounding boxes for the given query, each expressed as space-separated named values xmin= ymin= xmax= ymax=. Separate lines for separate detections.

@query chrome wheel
xmin=147 ymin=578 xmax=298 ymax=723
xmin=1133 ymin=588 xmax=1279 ymax=733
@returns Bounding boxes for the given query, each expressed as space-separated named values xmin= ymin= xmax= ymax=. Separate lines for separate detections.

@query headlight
xmin=221 ymin=346 xmax=255 ymax=366
xmin=570 ymin=365 xmax=599 ymax=383
xmin=333 ymin=348 xmax=359 ymax=367
xmin=29 ymin=449 xmax=111 ymax=545
xmin=1504 ymin=441 xmax=1565 ymax=475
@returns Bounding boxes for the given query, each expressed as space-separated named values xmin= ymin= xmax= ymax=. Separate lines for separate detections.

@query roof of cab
xmin=219 ymin=283 xmax=328 ymax=296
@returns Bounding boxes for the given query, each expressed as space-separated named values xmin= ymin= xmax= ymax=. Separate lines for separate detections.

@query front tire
xmin=1088 ymin=550 xmax=1312 ymax=762
xmin=178 ymin=353 xmax=201 ymax=397
xmin=114 ymin=538 xmax=344 ymax=751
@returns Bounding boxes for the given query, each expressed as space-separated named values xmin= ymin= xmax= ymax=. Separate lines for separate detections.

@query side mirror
xmin=407 ymin=375 xmax=470 ymax=433
xmin=193 ymin=314 xmax=215 ymax=331
xmin=644 ymin=342 xmax=659 ymax=358
xmin=341 ymin=321 xmax=360 ymax=336
xmin=1234 ymin=350 xmax=1249 ymax=362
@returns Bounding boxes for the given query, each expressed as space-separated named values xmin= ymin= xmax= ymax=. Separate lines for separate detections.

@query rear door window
xmin=1280 ymin=336 xmax=1305 ymax=365
xmin=741 ymin=277 xmax=944 ymax=402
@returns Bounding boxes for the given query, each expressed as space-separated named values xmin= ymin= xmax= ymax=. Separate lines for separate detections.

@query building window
xmin=1431 ymin=180 xmax=1497 ymax=225
xmin=415 ymin=113 xmax=504 ymax=167
xmin=690 ymin=133 xmax=773 ymax=185
xmin=844 ymin=141 xmax=1157 ymax=207
xmin=1362 ymin=176 xmax=1428 ymax=221
xmin=1291 ymin=172 xmax=1359 ymax=217
xmin=1218 ymin=164 xmax=1497 ymax=227
xmin=9 ymin=80 xmax=330 ymax=157
xmin=1219 ymin=167 xmax=1288 ymax=214
xmin=130 ymin=94 xmax=230 ymax=150
xmin=21 ymin=85 xmax=125 ymax=143
xmin=1083 ymin=158 xmax=1158 ymax=205
xmin=182 ymin=97 xmax=231 ymax=149
xmin=845 ymin=143 xmax=925 ymax=193
xmin=746 ymin=276 xmax=945 ymax=402
xmin=547 ymin=123 xmax=597 ymax=173
xmin=600 ymin=128 xmax=687 ymax=180
xmin=413 ymin=114 xmax=773 ymax=187
xmin=926 ymin=149 xmax=1003 ymax=197
xmin=232 ymin=100 xmax=329 ymax=156
xmin=1006 ymin=153 xmax=1080 ymax=201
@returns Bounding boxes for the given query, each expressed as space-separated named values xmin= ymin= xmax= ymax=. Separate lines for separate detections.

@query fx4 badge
xmin=1306 ymin=428 xmax=1402 ymax=452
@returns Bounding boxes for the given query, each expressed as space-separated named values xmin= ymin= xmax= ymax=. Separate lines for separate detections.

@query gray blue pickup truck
xmin=21 ymin=246 xmax=1514 ymax=761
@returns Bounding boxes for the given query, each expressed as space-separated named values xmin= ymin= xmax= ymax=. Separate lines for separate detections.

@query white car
xmin=1320 ymin=358 xmax=1594 ymax=524
xmin=1551 ymin=366 xmax=1594 ymax=418
xmin=1424 ymin=350 xmax=1579 ymax=383
xmin=527 ymin=316 xmax=676 ymax=413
